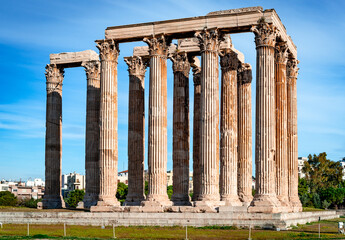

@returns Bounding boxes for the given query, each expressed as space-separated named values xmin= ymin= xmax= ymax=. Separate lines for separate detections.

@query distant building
xmin=118 ymin=170 xmax=128 ymax=184
xmin=339 ymin=157 xmax=345 ymax=180
xmin=8 ymin=185 xmax=44 ymax=200
xmin=298 ymin=157 xmax=308 ymax=178
xmin=62 ymin=172 xmax=85 ymax=197
xmin=26 ymin=178 xmax=45 ymax=187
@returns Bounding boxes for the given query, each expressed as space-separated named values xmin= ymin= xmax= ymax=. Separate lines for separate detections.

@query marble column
xmin=287 ymin=58 xmax=302 ymax=212
xmin=237 ymin=63 xmax=253 ymax=206
xmin=143 ymin=35 xmax=171 ymax=206
xmin=274 ymin=42 xmax=290 ymax=210
xmin=82 ymin=60 xmax=101 ymax=208
xmin=219 ymin=49 xmax=242 ymax=206
xmin=195 ymin=29 xmax=221 ymax=204
xmin=192 ymin=65 xmax=202 ymax=202
xmin=124 ymin=56 xmax=147 ymax=205
xmin=170 ymin=52 xmax=191 ymax=205
xmin=248 ymin=22 xmax=281 ymax=213
xmin=43 ymin=63 xmax=65 ymax=209
xmin=92 ymin=40 xmax=120 ymax=209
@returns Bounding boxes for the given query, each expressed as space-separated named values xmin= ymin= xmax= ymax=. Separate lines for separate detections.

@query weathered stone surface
xmin=237 ymin=63 xmax=253 ymax=206
xmin=274 ymin=42 xmax=290 ymax=211
xmin=194 ymin=29 xmax=221 ymax=204
xmin=93 ymin=40 xmax=120 ymax=208
xmin=43 ymin=64 xmax=65 ymax=209
xmin=82 ymin=60 xmax=101 ymax=209
xmin=219 ymin=48 xmax=242 ymax=206
xmin=287 ymin=58 xmax=302 ymax=212
xmin=124 ymin=56 xmax=147 ymax=206
xmin=143 ymin=35 xmax=172 ymax=207
xmin=169 ymin=52 xmax=191 ymax=205
xmin=50 ymin=50 xmax=99 ymax=67
xmin=248 ymin=22 xmax=281 ymax=213
xmin=207 ymin=7 xmax=263 ymax=15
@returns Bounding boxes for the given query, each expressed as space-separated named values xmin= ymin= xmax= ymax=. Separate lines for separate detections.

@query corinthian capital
xmin=82 ymin=60 xmax=100 ymax=80
xmin=45 ymin=64 xmax=64 ymax=93
xmin=287 ymin=58 xmax=299 ymax=83
xmin=143 ymin=35 xmax=171 ymax=56
xmin=96 ymin=40 xmax=119 ymax=62
xmin=251 ymin=21 xmax=278 ymax=48
xmin=169 ymin=52 xmax=190 ymax=77
xmin=124 ymin=56 xmax=148 ymax=76
xmin=237 ymin=63 xmax=252 ymax=84
xmin=195 ymin=28 xmax=223 ymax=52
xmin=219 ymin=49 xmax=239 ymax=71
xmin=275 ymin=42 xmax=288 ymax=64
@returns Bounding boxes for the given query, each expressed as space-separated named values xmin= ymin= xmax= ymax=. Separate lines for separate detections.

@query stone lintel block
xmin=50 ymin=50 xmax=99 ymax=67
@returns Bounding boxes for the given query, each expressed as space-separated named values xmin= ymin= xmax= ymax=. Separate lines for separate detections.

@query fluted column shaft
xmin=287 ymin=58 xmax=302 ymax=212
xmin=43 ymin=64 xmax=65 ymax=209
xmin=237 ymin=63 xmax=253 ymax=205
xmin=195 ymin=29 xmax=220 ymax=203
xmin=124 ymin=56 xmax=146 ymax=205
xmin=95 ymin=40 xmax=120 ymax=207
xmin=274 ymin=43 xmax=290 ymax=209
xmin=219 ymin=49 xmax=241 ymax=206
xmin=143 ymin=36 xmax=171 ymax=206
xmin=82 ymin=61 xmax=101 ymax=208
xmin=170 ymin=53 xmax=191 ymax=204
xmin=249 ymin=23 xmax=281 ymax=213
xmin=192 ymin=67 xmax=201 ymax=201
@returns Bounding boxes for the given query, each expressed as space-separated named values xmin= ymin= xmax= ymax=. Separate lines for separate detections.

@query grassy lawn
xmin=0 ymin=219 xmax=345 ymax=239
xmin=302 ymin=207 xmax=326 ymax=212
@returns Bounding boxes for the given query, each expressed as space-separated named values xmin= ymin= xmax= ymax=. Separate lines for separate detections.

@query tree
xmin=302 ymin=152 xmax=343 ymax=193
xmin=167 ymin=185 xmax=173 ymax=199
xmin=0 ymin=191 xmax=17 ymax=206
xmin=65 ymin=189 xmax=85 ymax=208
xmin=116 ymin=182 xmax=128 ymax=204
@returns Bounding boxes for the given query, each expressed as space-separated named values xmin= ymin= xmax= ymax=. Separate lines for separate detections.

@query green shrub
xmin=322 ymin=200 xmax=331 ymax=209
xmin=312 ymin=193 xmax=321 ymax=209
xmin=65 ymin=189 xmax=85 ymax=208
xmin=0 ymin=191 xmax=17 ymax=206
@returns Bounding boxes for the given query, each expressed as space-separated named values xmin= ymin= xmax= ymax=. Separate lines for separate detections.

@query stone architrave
xmin=237 ymin=63 xmax=253 ymax=206
xmin=191 ymin=65 xmax=201 ymax=202
xmin=142 ymin=35 xmax=172 ymax=207
xmin=82 ymin=60 xmax=101 ymax=208
xmin=91 ymin=40 xmax=120 ymax=210
xmin=287 ymin=58 xmax=302 ymax=212
xmin=219 ymin=49 xmax=242 ymax=206
xmin=194 ymin=28 xmax=221 ymax=205
xmin=42 ymin=64 xmax=65 ymax=209
xmin=248 ymin=22 xmax=281 ymax=213
xmin=274 ymin=42 xmax=290 ymax=211
xmin=124 ymin=56 xmax=147 ymax=205
xmin=169 ymin=52 xmax=191 ymax=205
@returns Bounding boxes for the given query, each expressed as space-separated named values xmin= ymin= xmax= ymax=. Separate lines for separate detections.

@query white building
xmin=118 ymin=170 xmax=128 ymax=184
xmin=26 ymin=178 xmax=45 ymax=187
xmin=298 ymin=157 xmax=308 ymax=178
xmin=61 ymin=172 xmax=85 ymax=196
xmin=339 ymin=157 xmax=345 ymax=180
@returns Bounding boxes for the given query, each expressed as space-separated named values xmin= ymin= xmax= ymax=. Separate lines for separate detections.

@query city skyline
xmin=0 ymin=0 xmax=344 ymax=180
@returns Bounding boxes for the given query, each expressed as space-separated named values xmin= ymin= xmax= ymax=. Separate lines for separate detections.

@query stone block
xmin=50 ymin=50 xmax=99 ymax=67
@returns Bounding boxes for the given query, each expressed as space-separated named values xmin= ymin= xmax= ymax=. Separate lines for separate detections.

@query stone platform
xmin=0 ymin=211 xmax=338 ymax=230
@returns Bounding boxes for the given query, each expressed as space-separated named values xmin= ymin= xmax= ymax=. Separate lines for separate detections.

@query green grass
xmin=302 ymin=207 xmax=326 ymax=212
xmin=0 ymin=219 xmax=345 ymax=239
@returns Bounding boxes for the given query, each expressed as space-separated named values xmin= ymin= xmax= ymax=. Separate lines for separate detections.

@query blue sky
xmin=0 ymin=0 xmax=344 ymax=180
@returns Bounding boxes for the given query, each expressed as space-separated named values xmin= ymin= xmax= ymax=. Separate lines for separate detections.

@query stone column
xmin=274 ymin=42 xmax=290 ymax=210
xmin=42 ymin=63 xmax=65 ymax=209
xmin=219 ymin=49 xmax=242 ymax=206
xmin=287 ymin=58 xmax=302 ymax=212
xmin=195 ymin=29 xmax=221 ymax=205
xmin=248 ymin=22 xmax=281 ymax=213
xmin=82 ymin=60 xmax=101 ymax=208
xmin=124 ymin=56 xmax=147 ymax=205
xmin=237 ymin=63 xmax=253 ymax=206
xmin=170 ymin=52 xmax=191 ymax=205
xmin=191 ymin=65 xmax=201 ymax=202
xmin=143 ymin=35 xmax=171 ymax=207
xmin=92 ymin=40 xmax=120 ymax=210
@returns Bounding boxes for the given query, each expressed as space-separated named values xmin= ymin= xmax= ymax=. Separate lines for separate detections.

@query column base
xmin=289 ymin=196 xmax=302 ymax=212
xmin=90 ymin=197 xmax=121 ymax=212
xmin=220 ymin=195 xmax=243 ymax=206
xmin=124 ymin=194 xmax=145 ymax=206
xmin=171 ymin=193 xmax=191 ymax=206
xmin=277 ymin=195 xmax=292 ymax=212
xmin=42 ymin=195 xmax=65 ymax=209
xmin=83 ymin=194 xmax=98 ymax=209
xmin=248 ymin=195 xmax=282 ymax=213
xmin=239 ymin=194 xmax=253 ymax=207
xmin=142 ymin=194 xmax=172 ymax=207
